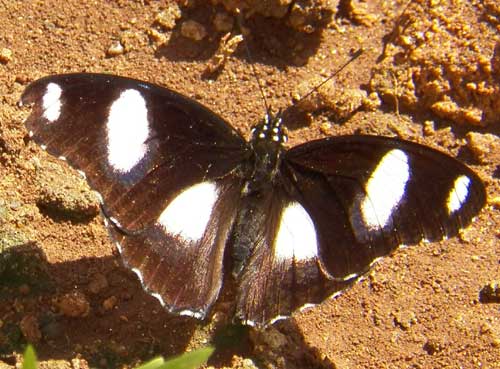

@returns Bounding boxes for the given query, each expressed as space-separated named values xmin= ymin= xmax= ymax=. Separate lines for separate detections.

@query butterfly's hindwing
xmin=283 ymin=135 xmax=486 ymax=281
xmin=232 ymin=187 xmax=349 ymax=326
xmin=113 ymin=177 xmax=242 ymax=318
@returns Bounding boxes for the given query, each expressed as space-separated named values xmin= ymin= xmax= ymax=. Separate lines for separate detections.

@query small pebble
xmin=362 ymin=92 xmax=382 ymax=111
xmin=18 ymin=284 xmax=31 ymax=295
xmin=54 ymin=291 xmax=90 ymax=317
xmin=103 ymin=296 xmax=118 ymax=311
xmin=0 ymin=47 xmax=13 ymax=63
xmin=88 ymin=272 xmax=109 ymax=294
xmin=479 ymin=281 xmax=500 ymax=303
xmin=423 ymin=337 xmax=446 ymax=354
xmin=20 ymin=314 xmax=41 ymax=343
xmin=148 ymin=28 xmax=168 ymax=46
xmin=213 ymin=12 xmax=234 ymax=33
xmin=181 ymin=20 xmax=207 ymax=41
xmin=489 ymin=196 xmax=500 ymax=209
xmin=155 ymin=5 xmax=181 ymax=30
xmin=466 ymin=132 xmax=500 ymax=164
xmin=423 ymin=120 xmax=435 ymax=136
xmin=320 ymin=122 xmax=332 ymax=134
xmin=107 ymin=41 xmax=124 ymax=56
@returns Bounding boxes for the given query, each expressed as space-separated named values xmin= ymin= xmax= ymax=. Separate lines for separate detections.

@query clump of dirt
xmin=370 ymin=0 xmax=500 ymax=126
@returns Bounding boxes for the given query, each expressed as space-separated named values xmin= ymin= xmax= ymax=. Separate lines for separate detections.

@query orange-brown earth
xmin=0 ymin=1 xmax=499 ymax=368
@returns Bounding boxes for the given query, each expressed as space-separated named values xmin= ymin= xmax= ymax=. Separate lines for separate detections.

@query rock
xmin=102 ymin=296 xmax=118 ymax=311
xmin=106 ymin=41 xmax=124 ymax=56
xmin=53 ymin=291 xmax=90 ymax=318
xmin=392 ymin=309 xmax=417 ymax=330
xmin=180 ymin=20 xmax=207 ymax=41
xmin=19 ymin=314 xmax=41 ymax=343
xmin=0 ymin=48 xmax=13 ymax=63
xmin=155 ymin=5 xmax=181 ymax=30
xmin=423 ymin=337 xmax=447 ymax=354
xmin=466 ymin=132 xmax=500 ymax=164
xmin=479 ymin=281 xmax=500 ymax=303
xmin=87 ymin=273 xmax=108 ymax=294
xmin=213 ymin=12 xmax=234 ymax=33
xmin=295 ymin=78 xmax=367 ymax=119
xmin=35 ymin=161 xmax=99 ymax=221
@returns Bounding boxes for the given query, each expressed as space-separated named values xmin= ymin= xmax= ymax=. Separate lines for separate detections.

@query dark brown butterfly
xmin=20 ymin=73 xmax=486 ymax=327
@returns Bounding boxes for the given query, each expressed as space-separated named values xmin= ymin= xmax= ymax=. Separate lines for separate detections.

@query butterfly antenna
xmin=235 ymin=9 xmax=272 ymax=119
xmin=295 ymin=48 xmax=364 ymax=106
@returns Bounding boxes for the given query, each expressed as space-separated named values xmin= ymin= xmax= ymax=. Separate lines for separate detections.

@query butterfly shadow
xmin=205 ymin=317 xmax=343 ymax=369
xmin=0 ymin=243 xmax=200 ymax=368
xmin=0 ymin=242 xmax=348 ymax=369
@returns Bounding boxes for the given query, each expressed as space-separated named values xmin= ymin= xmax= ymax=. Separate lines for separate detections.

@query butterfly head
xmin=243 ymin=112 xmax=288 ymax=193
xmin=250 ymin=111 xmax=288 ymax=148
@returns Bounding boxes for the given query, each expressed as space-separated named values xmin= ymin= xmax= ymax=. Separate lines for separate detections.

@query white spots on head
xmin=447 ymin=175 xmax=470 ymax=214
xmin=259 ymin=132 xmax=266 ymax=139
xmin=274 ymin=202 xmax=318 ymax=262
xmin=158 ymin=182 xmax=219 ymax=242
xmin=106 ymin=89 xmax=150 ymax=173
xmin=42 ymin=83 xmax=62 ymax=122
xmin=361 ymin=149 xmax=409 ymax=229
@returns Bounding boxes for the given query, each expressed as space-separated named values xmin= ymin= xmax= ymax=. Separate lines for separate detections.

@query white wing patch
xmin=361 ymin=149 xmax=409 ymax=229
xmin=106 ymin=89 xmax=150 ymax=173
xmin=42 ymin=83 xmax=62 ymax=122
xmin=447 ymin=175 xmax=470 ymax=214
xmin=158 ymin=182 xmax=219 ymax=243
xmin=274 ymin=202 xmax=318 ymax=262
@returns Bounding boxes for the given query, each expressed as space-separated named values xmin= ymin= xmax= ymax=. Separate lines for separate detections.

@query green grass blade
xmin=135 ymin=356 xmax=165 ymax=369
xmin=137 ymin=347 xmax=215 ymax=369
xmin=22 ymin=345 xmax=37 ymax=369
xmin=161 ymin=347 xmax=215 ymax=369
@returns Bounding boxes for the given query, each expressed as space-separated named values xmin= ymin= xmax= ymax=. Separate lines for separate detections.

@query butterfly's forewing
xmin=282 ymin=135 xmax=486 ymax=280
xmin=20 ymin=73 xmax=249 ymax=231
xmin=20 ymin=73 xmax=250 ymax=316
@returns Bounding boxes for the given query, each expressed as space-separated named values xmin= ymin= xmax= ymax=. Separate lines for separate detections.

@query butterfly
xmin=19 ymin=73 xmax=486 ymax=327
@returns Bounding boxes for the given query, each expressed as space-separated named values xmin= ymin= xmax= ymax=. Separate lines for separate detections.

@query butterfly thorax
xmin=243 ymin=114 xmax=287 ymax=194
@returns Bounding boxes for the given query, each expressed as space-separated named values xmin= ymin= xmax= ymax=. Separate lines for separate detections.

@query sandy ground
xmin=0 ymin=0 xmax=499 ymax=368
